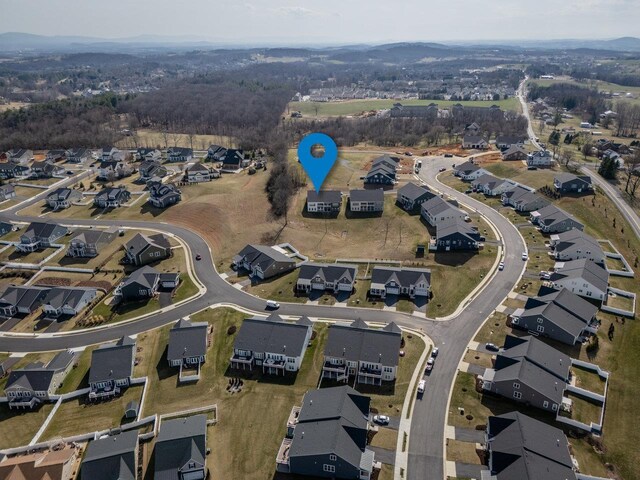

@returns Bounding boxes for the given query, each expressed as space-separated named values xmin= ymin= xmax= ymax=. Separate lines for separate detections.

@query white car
xmin=373 ymin=415 xmax=390 ymax=425
xmin=426 ymin=357 xmax=435 ymax=372
xmin=431 ymin=347 xmax=439 ymax=357
xmin=266 ymin=300 xmax=280 ymax=309
xmin=521 ymin=252 xmax=528 ymax=261
xmin=540 ymin=271 xmax=551 ymax=280
xmin=417 ymin=379 xmax=426 ymax=394
xmin=498 ymin=261 xmax=505 ymax=271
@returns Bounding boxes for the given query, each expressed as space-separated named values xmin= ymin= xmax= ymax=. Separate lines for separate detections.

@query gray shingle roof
xmin=43 ymin=287 xmax=95 ymax=310
xmin=154 ymin=415 xmax=207 ymax=480
xmin=70 ymin=228 xmax=117 ymax=247
xmin=324 ymin=319 xmax=402 ymax=366
xmin=421 ymin=195 xmax=464 ymax=219
xmin=89 ymin=336 xmax=135 ymax=385
xmin=297 ymin=263 xmax=357 ymax=285
xmin=233 ymin=314 xmax=311 ymax=357
xmin=82 ymin=430 xmax=138 ymax=480
xmin=167 ymin=319 xmax=208 ymax=362
xmin=397 ymin=182 xmax=432 ymax=202
xmin=121 ymin=265 xmax=162 ymax=290
xmin=125 ymin=233 xmax=170 ymax=258
xmin=307 ymin=190 xmax=342 ymax=204
xmin=233 ymin=244 xmax=295 ymax=277
xmin=5 ymin=368 xmax=55 ymax=392
xmin=349 ymin=189 xmax=384 ymax=202
xmin=498 ymin=335 xmax=571 ymax=380
xmin=487 ymin=412 xmax=574 ymax=480
xmin=550 ymin=258 xmax=609 ymax=293
xmin=370 ymin=266 xmax=431 ymax=291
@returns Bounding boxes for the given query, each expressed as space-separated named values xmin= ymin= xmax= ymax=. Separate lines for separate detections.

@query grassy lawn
xmin=116 ymin=129 xmax=236 ymax=151
xmin=463 ymin=350 xmax=494 ymax=369
xmin=57 ymin=347 xmax=95 ymax=394
xmin=572 ymin=366 xmax=606 ymax=396
xmin=396 ymin=299 xmax=415 ymax=314
xmin=347 ymin=279 xmax=383 ymax=309
xmin=605 ymin=291 xmax=635 ymax=312
xmin=288 ymin=97 xmax=519 ymax=117
xmin=604 ymin=256 xmax=626 ymax=271
xmin=370 ymin=427 xmax=398 ymax=450
xmin=561 ymin=393 xmax=603 ymax=427
xmin=0 ymin=403 xmax=54 ymax=448
xmin=446 ymin=439 xmax=481 ymax=464
xmin=244 ymin=270 xmax=306 ymax=304
xmin=0 ymin=246 xmax=61 ymax=265
xmin=46 ymin=230 xmax=135 ymax=270
xmin=41 ymin=386 xmax=143 ymax=440
xmin=378 ymin=464 xmax=394 ymax=480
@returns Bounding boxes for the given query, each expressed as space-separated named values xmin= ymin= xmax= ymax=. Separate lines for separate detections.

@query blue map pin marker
xmin=298 ymin=133 xmax=338 ymax=192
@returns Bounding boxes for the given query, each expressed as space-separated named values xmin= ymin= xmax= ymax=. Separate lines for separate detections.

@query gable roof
xmin=233 ymin=244 xmax=295 ymax=276
xmin=0 ymin=285 xmax=49 ymax=310
xmin=397 ymin=182 xmax=432 ymax=202
xmin=5 ymin=367 xmax=55 ymax=392
xmin=324 ymin=319 xmax=402 ymax=366
xmin=154 ymin=415 xmax=207 ymax=480
xmin=550 ymin=258 xmax=609 ymax=293
xmin=497 ymin=335 xmax=571 ymax=381
xmin=125 ymin=233 xmax=170 ymax=258
xmin=121 ymin=265 xmax=162 ymax=290
xmin=421 ymin=196 xmax=465 ymax=219
xmin=551 ymin=229 xmax=603 ymax=260
xmin=487 ymin=412 xmax=574 ymax=480
xmin=297 ymin=263 xmax=357 ymax=285
xmin=69 ymin=228 xmax=116 ymax=247
xmin=89 ymin=336 xmax=135 ymax=385
xmin=370 ymin=266 xmax=431 ymax=290
xmin=349 ymin=189 xmax=384 ymax=202
xmin=81 ymin=430 xmax=138 ymax=480
xmin=0 ymin=449 xmax=76 ymax=480
xmin=531 ymin=204 xmax=582 ymax=229
xmin=555 ymin=172 xmax=592 ymax=187
xmin=307 ymin=190 xmax=342 ymax=204
xmin=233 ymin=314 xmax=311 ymax=357
xmin=435 ymin=216 xmax=481 ymax=242
xmin=167 ymin=319 xmax=209 ymax=362
xmin=43 ymin=287 xmax=95 ymax=310
xmin=22 ymin=221 xmax=67 ymax=240
xmin=454 ymin=160 xmax=480 ymax=175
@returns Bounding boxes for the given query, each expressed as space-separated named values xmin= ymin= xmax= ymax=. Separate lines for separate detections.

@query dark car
xmin=444 ymin=153 xmax=453 ymax=158
xmin=485 ymin=343 xmax=499 ymax=352
xmin=66 ymin=170 xmax=74 ymax=175
xmin=195 ymin=254 xmax=202 ymax=261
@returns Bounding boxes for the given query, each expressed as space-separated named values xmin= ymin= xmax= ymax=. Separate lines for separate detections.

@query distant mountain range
xmin=1 ymin=32 xmax=639 ymax=54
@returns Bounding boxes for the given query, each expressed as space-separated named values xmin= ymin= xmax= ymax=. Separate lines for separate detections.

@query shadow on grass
xmin=320 ymin=377 xmax=397 ymax=397
xmin=433 ymin=250 xmax=479 ymax=267
xmin=223 ymin=365 xmax=298 ymax=386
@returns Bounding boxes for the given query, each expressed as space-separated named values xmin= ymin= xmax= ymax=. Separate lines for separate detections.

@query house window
xmin=537 ymin=317 xmax=543 ymax=324
xmin=323 ymin=464 xmax=336 ymax=473
xmin=552 ymin=403 xmax=558 ymax=411
xmin=537 ymin=325 xmax=544 ymax=333
xmin=511 ymin=317 xmax=519 ymax=324
xmin=513 ymin=382 xmax=520 ymax=389
xmin=329 ymin=454 xmax=337 ymax=461
xmin=543 ymin=401 xmax=549 ymax=408
xmin=513 ymin=391 xmax=522 ymax=400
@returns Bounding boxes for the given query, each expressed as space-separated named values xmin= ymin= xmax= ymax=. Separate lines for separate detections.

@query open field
xmin=561 ymin=393 xmax=603 ymax=427
xmin=0 ymin=403 xmax=55 ymax=449
xmin=287 ymin=97 xmax=520 ymax=117
xmin=115 ymin=129 xmax=236 ymax=151
xmin=0 ymin=245 xmax=60 ymax=265
xmin=446 ymin=439 xmax=481 ymax=464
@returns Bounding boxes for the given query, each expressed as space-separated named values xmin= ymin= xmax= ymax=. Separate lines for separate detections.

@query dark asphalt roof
xmin=550 ymin=259 xmax=609 ymax=293
xmin=89 ymin=336 xmax=135 ymax=385
xmin=233 ymin=314 xmax=311 ymax=357
xmin=125 ymin=233 xmax=170 ymax=257
xmin=70 ymin=228 xmax=117 ymax=247
xmin=324 ymin=319 xmax=401 ymax=366
xmin=155 ymin=415 xmax=207 ymax=480
xmin=498 ymin=335 xmax=571 ymax=381
xmin=0 ymin=285 xmax=49 ymax=310
xmin=307 ymin=190 xmax=342 ymax=204
xmin=5 ymin=367 xmax=55 ymax=392
xmin=370 ymin=266 xmax=431 ymax=290
xmin=47 ymin=187 xmax=82 ymax=202
xmin=82 ymin=430 xmax=138 ymax=480
xmin=46 ymin=349 xmax=76 ymax=371
xmin=421 ymin=196 xmax=464 ymax=218
xmin=297 ymin=263 xmax=357 ymax=285
xmin=22 ymin=221 xmax=67 ymax=240
xmin=167 ymin=318 xmax=208 ymax=362
xmin=534 ymin=288 xmax=599 ymax=324
xmin=44 ymin=287 xmax=96 ymax=310
xmin=488 ymin=411 xmax=574 ymax=480
xmin=122 ymin=265 xmax=162 ymax=290
xmin=397 ymin=182 xmax=432 ymax=202
xmin=349 ymin=189 xmax=384 ymax=202
xmin=555 ymin=172 xmax=592 ymax=186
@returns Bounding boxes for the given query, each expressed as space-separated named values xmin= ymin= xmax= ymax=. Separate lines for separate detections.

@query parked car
xmin=373 ymin=415 xmax=390 ymax=425
xmin=498 ymin=261 xmax=505 ymax=271
xmin=425 ymin=357 xmax=434 ymax=372
xmin=439 ymin=167 xmax=446 ymax=172
xmin=195 ymin=254 xmax=202 ymax=261
xmin=522 ymin=252 xmax=528 ymax=261
xmin=405 ymin=151 xmax=413 ymax=156
xmin=465 ymin=189 xmax=473 ymax=194
xmin=444 ymin=153 xmax=453 ymax=158
xmin=540 ymin=271 xmax=551 ymax=279
xmin=266 ymin=300 xmax=280 ymax=309
xmin=485 ymin=343 xmax=499 ymax=352
xmin=417 ymin=379 xmax=426 ymax=394
xmin=431 ymin=347 xmax=439 ymax=357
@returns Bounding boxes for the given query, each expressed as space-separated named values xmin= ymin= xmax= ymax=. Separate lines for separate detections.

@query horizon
xmin=1 ymin=0 xmax=639 ymax=44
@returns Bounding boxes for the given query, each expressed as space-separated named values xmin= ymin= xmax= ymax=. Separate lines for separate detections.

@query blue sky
xmin=0 ymin=0 xmax=638 ymax=44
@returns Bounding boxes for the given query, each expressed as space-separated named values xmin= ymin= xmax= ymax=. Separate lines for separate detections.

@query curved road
xmin=0 ymin=158 xmax=527 ymax=480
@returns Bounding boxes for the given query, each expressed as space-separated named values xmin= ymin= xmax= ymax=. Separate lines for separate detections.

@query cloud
xmin=277 ymin=6 xmax=323 ymax=17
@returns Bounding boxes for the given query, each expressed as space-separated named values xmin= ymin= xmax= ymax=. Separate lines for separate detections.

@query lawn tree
xmin=598 ymin=156 xmax=618 ymax=180
xmin=559 ymin=148 xmax=574 ymax=168
xmin=624 ymin=150 xmax=640 ymax=198
xmin=581 ymin=140 xmax=593 ymax=161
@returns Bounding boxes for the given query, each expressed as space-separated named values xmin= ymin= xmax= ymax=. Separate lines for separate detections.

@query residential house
xmin=65 ymin=148 xmax=91 ymax=163
xmin=115 ymin=266 xmax=179 ymax=302
xmin=276 ymin=386 xmax=375 ymax=480
xmin=370 ymin=266 xmax=431 ymax=300
xmin=485 ymin=412 xmax=575 ymax=480
xmin=42 ymin=287 xmax=98 ymax=318
xmin=500 ymin=185 xmax=546 ymax=212
xmin=167 ymin=318 xmax=209 ymax=369
xmin=30 ymin=159 xmax=64 ymax=178
xmin=81 ymin=430 xmax=138 ymax=480
xmin=0 ymin=184 xmax=16 ymax=201
xmin=501 ymin=144 xmax=528 ymax=161
xmin=396 ymin=182 xmax=434 ymax=212
xmin=135 ymin=147 xmax=162 ymax=162
xmin=495 ymin=135 xmax=525 ymax=150
xmin=420 ymin=196 xmax=467 ymax=227
xmin=322 ymin=319 xmax=401 ymax=385
xmin=185 ymin=162 xmax=216 ymax=183
xmin=471 ymin=174 xmax=517 ymax=196
xmin=464 ymin=122 xmax=481 ymax=134
xmin=46 ymin=149 xmax=67 ymax=162
xmin=530 ymin=204 xmax=584 ymax=233
xmin=510 ymin=288 xmax=599 ymax=345
xmin=138 ymin=160 xmax=168 ymax=182
xmin=94 ymin=186 xmax=131 ymax=208
xmin=16 ymin=221 xmax=67 ymax=252
xmin=0 ymin=162 xmax=30 ymax=179
xmin=527 ymin=150 xmax=554 ymax=167
xmin=67 ymin=228 xmax=117 ymax=258
xmin=602 ymin=149 xmax=624 ymax=168
xmin=148 ymin=181 xmax=182 ymax=208
xmin=232 ymin=244 xmax=296 ymax=280
xmin=349 ymin=189 xmax=384 ymax=212
xmin=0 ymin=449 xmax=77 ymax=480
xmin=462 ymin=135 xmax=489 ymax=150
xmin=553 ymin=173 xmax=593 ymax=195
xmin=123 ymin=232 xmax=171 ymax=266
xmin=432 ymin=217 xmax=483 ymax=251
xmin=154 ymin=415 xmax=208 ymax=480
xmin=221 ymin=148 xmax=249 ymax=171
xmin=97 ymin=159 xmax=132 ymax=180
xmin=453 ymin=161 xmax=490 ymax=181
xmin=101 ymin=147 xmax=123 ymax=162
xmin=371 ymin=155 xmax=400 ymax=171
xmin=482 ymin=335 xmax=570 ymax=413
xmin=296 ymin=263 xmax=357 ymax=295
xmin=306 ymin=190 xmax=343 ymax=213
xmin=46 ymin=187 xmax=83 ymax=210
xmin=549 ymin=258 xmax=609 ymax=301
xmin=5 ymin=148 xmax=33 ymax=165
xmin=0 ymin=285 xmax=49 ymax=317
xmin=549 ymin=229 xmax=605 ymax=264
xmin=4 ymin=350 xmax=75 ymax=409
xmin=0 ymin=221 xmax=13 ymax=237
xmin=167 ymin=146 xmax=194 ymax=163
xmin=206 ymin=144 xmax=227 ymax=161
xmin=88 ymin=336 xmax=136 ymax=400
xmin=230 ymin=314 xmax=313 ymax=375
xmin=389 ymin=102 xmax=438 ymax=118
xmin=364 ymin=162 xmax=396 ymax=186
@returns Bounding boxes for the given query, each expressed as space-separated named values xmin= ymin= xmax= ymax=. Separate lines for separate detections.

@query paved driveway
xmin=454 ymin=427 xmax=485 ymax=443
